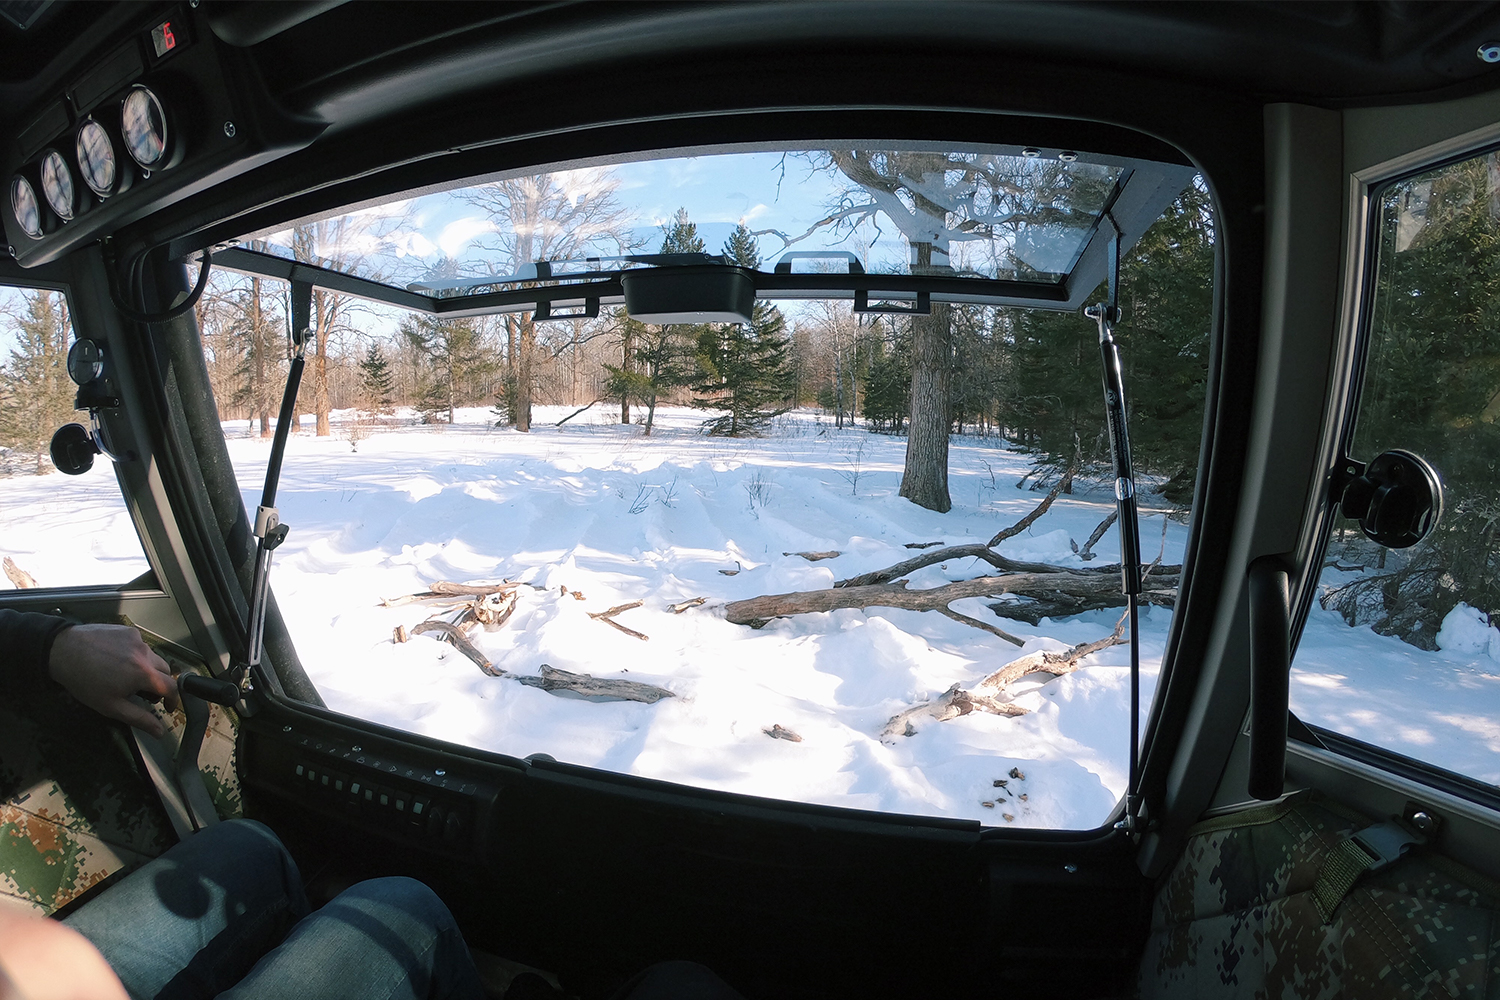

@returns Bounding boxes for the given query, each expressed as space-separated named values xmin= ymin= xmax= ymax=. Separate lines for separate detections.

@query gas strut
xmin=1083 ymin=220 xmax=1145 ymax=836
xmin=234 ymin=279 xmax=313 ymax=690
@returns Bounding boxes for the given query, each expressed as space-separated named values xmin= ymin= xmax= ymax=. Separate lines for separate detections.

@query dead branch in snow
xmin=589 ymin=600 xmax=649 ymax=641
xmin=783 ymin=550 xmax=841 ymax=561
xmin=669 ymin=597 xmax=706 ymax=614
xmin=904 ymin=540 xmax=943 ymax=550
xmin=1071 ymin=510 xmax=1118 ymax=561
xmin=937 ymin=607 xmax=1024 ymax=647
xmin=4 ymin=557 xmax=37 ymax=589
xmin=725 ymin=571 xmax=1176 ymax=628
xmin=556 ymin=399 xmax=601 ymax=426
xmin=412 ymin=620 xmax=502 ymax=676
xmin=881 ymin=611 xmax=1128 ymax=738
xmin=987 ymin=458 xmax=1075 ymax=548
xmin=514 ymin=664 xmax=672 ymax=703
xmin=763 ymin=724 xmax=803 ymax=742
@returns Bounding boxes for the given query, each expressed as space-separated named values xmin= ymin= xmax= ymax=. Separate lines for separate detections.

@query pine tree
xmin=401 ymin=316 xmax=495 ymax=424
xmin=0 ymin=290 xmax=76 ymax=473
xmin=358 ymin=344 xmax=396 ymax=415
xmin=660 ymin=207 xmax=705 ymax=255
xmin=690 ymin=224 xmax=794 ymax=436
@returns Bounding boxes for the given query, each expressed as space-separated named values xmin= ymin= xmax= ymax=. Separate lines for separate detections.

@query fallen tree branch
xmin=1071 ymin=510 xmax=1117 ymax=561
xmin=988 ymin=458 xmax=1075 ymax=548
xmin=514 ymin=664 xmax=672 ymax=703
xmin=589 ymin=600 xmax=649 ymax=641
xmin=3 ymin=556 xmax=36 ymax=589
xmin=727 ymin=572 xmax=1177 ymax=628
xmin=669 ymin=597 xmax=706 ymax=614
xmin=412 ymin=620 xmax=502 ymax=676
xmin=556 ymin=399 xmax=602 ymax=426
xmin=881 ymin=611 xmax=1128 ymax=738
xmin=784 ymin=550 xmax=841 ymax=561
xmin=936 ymin=607 xmax=1024 ymax=646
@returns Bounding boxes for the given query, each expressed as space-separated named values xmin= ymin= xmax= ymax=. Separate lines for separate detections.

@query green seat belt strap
xmin=1312 ymin=819 xmax=1426 ymax=922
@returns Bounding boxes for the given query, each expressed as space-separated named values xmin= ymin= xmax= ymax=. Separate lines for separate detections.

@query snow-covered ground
xmin=3 ymin=406 xmax=1497 ymax=825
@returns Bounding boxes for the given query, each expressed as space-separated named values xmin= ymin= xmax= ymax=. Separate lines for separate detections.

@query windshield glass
xmin=199 ymin=151 xmax=1212 ymax=830
xmin=241 ymin=149 xmax=1126 ymax=288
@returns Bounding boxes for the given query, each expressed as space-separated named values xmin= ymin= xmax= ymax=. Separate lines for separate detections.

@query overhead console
xmin=3 ymin=3 xmax=324 ymax=267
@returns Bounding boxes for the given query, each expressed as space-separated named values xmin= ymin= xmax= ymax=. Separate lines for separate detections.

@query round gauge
xmin=121 ymin=86 xmax=168 ymax=168
xmin=67 ymin=339 xmax=105 ymax=386
xmin=10 ymin=175 xmax=43 ymax=239
xmin=39 ymin=150 xmax=75 ymax=221
xmin=75 ymin=119 xmax=118 ymax=197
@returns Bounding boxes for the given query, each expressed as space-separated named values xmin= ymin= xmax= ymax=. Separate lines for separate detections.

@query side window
xmin=0 ymin=284 xmax=152 ymax=589
xmin=1291 ymin=150 xmax=1500 ymax=790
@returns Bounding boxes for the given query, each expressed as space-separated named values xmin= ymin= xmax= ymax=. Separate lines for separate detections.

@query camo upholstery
xmin=0 ymin=628 xmax=242 ymax=916
xmin=1140 ymin=790 xmax=1500 ymax=999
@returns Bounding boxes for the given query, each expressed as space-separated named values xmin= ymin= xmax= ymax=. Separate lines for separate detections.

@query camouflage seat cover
xmin=0 ymin=628 xmax=241 ymax=916
xmin=1140 ymin=790 xmax=1500 ymax=999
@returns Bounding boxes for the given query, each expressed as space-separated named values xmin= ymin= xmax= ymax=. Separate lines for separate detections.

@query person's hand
xmin=0 ymin=903 xmax=129 ymax=1000
xmin=47 ymin=624 xmax=179 ymax=738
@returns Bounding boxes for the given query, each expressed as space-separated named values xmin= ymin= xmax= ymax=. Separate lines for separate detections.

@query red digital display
xmin=151 ymin=21 xmax=177 ymax=58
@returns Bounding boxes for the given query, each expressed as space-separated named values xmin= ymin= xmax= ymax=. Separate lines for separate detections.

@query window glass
xmin=0 ymin=284 xmax=152 ymax=589
xmin=212 ymin=150 xmax=1213 ymax=828
xmin=1291 ymin=150 xmax=1500 ymax=788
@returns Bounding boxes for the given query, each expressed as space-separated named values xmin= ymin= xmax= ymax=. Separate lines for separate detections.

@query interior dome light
xmin=121 ymin=85 xmax=168 ymax=169
xmin=76 ymin=118 xmax=120 ymax=197
xmin=10 ymin=175 xmax=43 ymax=238
xmin=39 ymin=150 xmax=76 ymax=220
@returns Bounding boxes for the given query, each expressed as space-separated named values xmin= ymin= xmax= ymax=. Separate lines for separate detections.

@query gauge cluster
xmin=2 ymin=4 xmax=322 ymax=267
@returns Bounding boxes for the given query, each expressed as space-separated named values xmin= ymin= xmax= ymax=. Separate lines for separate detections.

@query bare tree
xmin=760 ymin=151 xmax=1114 ymax=512
xmin=464 ymin=168 xmax=634 ymax=431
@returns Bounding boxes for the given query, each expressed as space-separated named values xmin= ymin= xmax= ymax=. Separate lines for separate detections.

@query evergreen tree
xmin=603 ymin=210 xmax=710 ymax=435
xmin=861 ymin=336 xmax=911 ymax=433
xmin=0 ymin=290 xmax=76 ymax=473
xmin=690 ymin=224 xmax=794 ymax=436
xmin=357 ymin=343 xmax=395 ymax=415
xmin=401 ymin=316 xmax=495 ymax=424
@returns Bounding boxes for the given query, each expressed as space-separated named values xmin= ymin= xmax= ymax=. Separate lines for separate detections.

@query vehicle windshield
xmin=188 ymin=145 xmax=1214 ymax=830
xmin=239 ymin=149 xmax=1127 ymax=289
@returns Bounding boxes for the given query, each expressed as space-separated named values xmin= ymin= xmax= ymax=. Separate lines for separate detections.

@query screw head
xmin=1021 ymin=147 xmax=1041 ymax=158
xmin=1058 ymin=151 xmax=1079 ymax=162
xmin=223 ymin=121 xmax=237 ymax=138
xmin=1479 ymin=42 xmax=1500 ymax=63
xmin=282 ymin=725 xmax=291 ymax=732
xmin=1410 ymin=810 xmax=1436 ymax=833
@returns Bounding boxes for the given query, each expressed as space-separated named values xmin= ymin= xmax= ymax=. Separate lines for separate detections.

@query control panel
xmin=244 ymin=723 xmax=501 ymax=857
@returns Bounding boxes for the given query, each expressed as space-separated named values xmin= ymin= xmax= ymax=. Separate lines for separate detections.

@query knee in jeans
xmin=339 ymin=876 xmax=456 ymax=930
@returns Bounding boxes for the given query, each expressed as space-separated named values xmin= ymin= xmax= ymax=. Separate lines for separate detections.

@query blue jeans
xmin=64 ymin=819 xmax=484 ymax=1000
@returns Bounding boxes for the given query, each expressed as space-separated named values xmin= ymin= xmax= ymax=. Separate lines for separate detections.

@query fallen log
xmin=880 ymin=683 xmax=1027 ymax=739
xmin=514 ymin=664 xmax=673 ymax=703
xmin=725 ymin=572 xmax=1177 ymax=629
xmin=556 ymin=399 xmax=601 ymax=426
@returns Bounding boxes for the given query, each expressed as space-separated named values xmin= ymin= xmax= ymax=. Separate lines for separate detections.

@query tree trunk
xmin=899 ymin=243 xmax=951 ymax=512
xmin=252 ymin=278 xmax=271 ymax=438
xmin=621 ymin=324 xmax=632 ymax=423
xmin=516 ymin=314 xmax=534 ymax=431
xmin=314 ymin=290 xmax=332 ymax=436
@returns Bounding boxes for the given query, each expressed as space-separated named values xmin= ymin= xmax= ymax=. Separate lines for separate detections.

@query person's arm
xmin=0 ymin=608 xmax=74 ymax=674
xmin=0 ymin=902 xmax=130 ymax=1000
xmin=0 ymin=609 xmax=179 ymax=738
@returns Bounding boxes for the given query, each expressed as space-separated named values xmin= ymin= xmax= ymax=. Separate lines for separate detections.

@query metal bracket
xmin=854 ymin=289 xmax=930 ymax=315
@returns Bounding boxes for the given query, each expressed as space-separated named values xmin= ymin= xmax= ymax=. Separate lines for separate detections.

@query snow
xmin=224 ymin=406 xmax=1175 ymax=830
xmin=6 ymin=405 xmax=1497 ymax=825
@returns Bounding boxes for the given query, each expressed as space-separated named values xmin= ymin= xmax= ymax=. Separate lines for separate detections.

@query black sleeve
xmin=0 ymin=608 xmax=72 ymax=676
